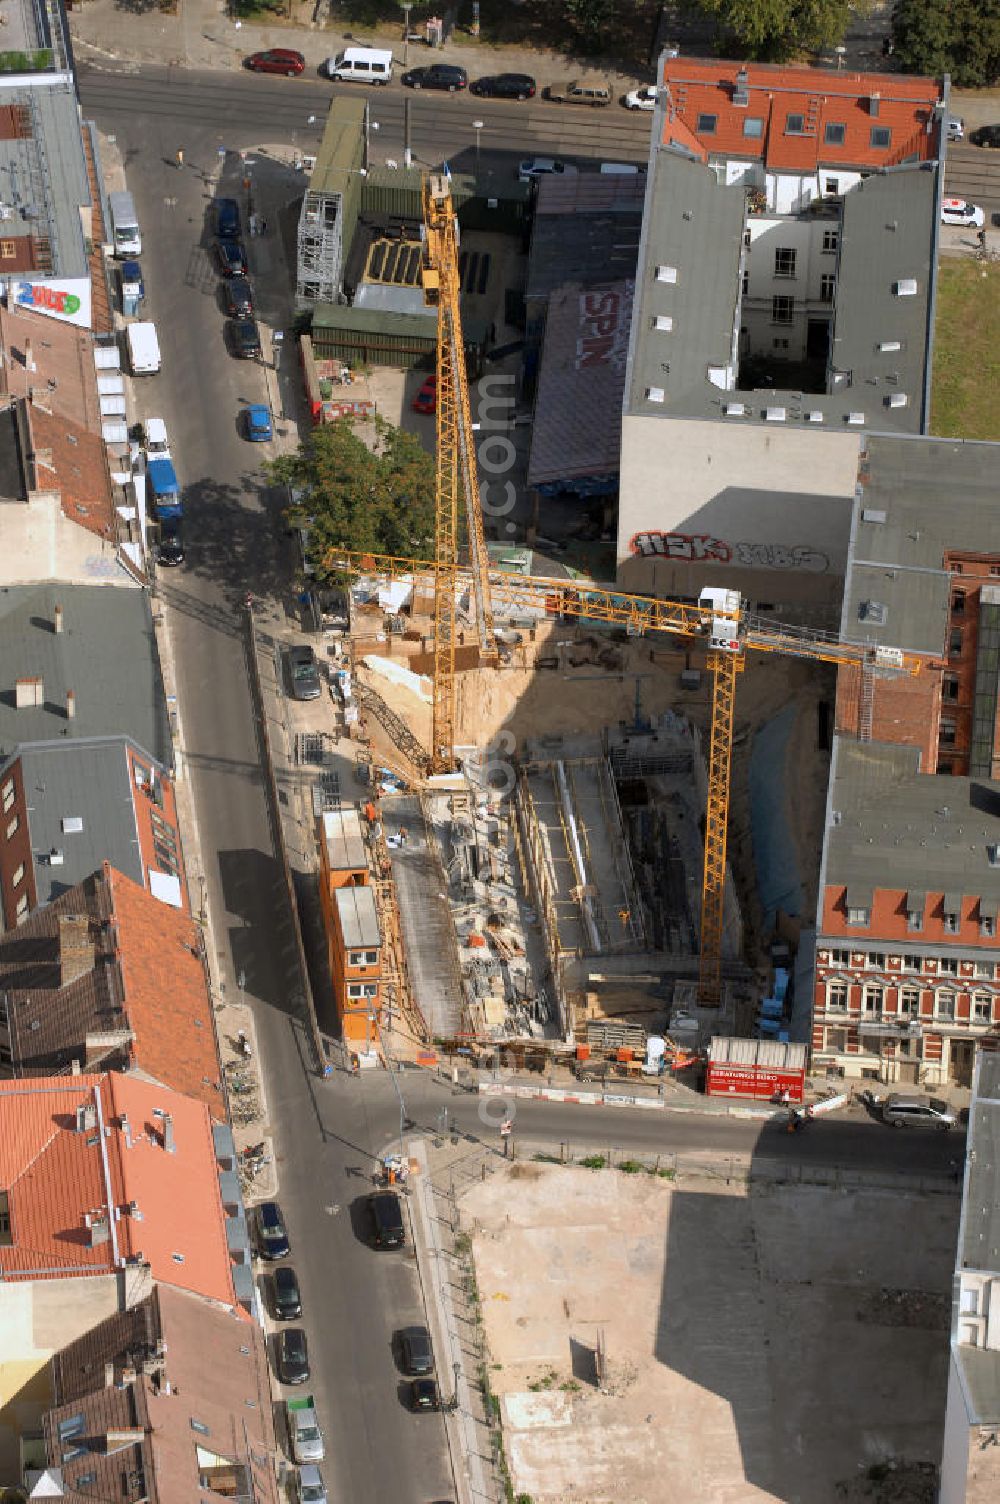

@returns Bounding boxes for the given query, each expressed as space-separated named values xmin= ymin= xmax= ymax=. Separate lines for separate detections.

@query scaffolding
xmin=296 ymin=189 xmax=343 ymax=307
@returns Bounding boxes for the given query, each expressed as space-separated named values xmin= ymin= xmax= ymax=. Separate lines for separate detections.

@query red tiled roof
xmin=660 ymin=58 xmax=941 ymax=172
xmin=106 ymin=865 xmax=222 ymax=1121
xmin=29 ymin=404 xmax=116 ymax=542
xmin=0 ymin=1074 xmax=238 ymax=1310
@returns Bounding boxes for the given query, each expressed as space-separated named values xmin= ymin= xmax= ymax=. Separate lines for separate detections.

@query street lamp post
xmin=402 ymin=3 xmax=412 ymax=68
xmin=473 ymin=119 xmax=484 ymax=178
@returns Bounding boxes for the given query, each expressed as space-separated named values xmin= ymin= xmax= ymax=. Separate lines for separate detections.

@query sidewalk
xmin=69 ymin=0 xmax=646 ymax=90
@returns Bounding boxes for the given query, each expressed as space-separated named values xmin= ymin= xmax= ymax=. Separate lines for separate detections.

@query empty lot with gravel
xmin=461 ymin=1161 xmax=958 ymax=1504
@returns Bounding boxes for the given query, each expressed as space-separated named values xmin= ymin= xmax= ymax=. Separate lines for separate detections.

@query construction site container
xmin=705 ymin=1036 xmax=806 ymax=1104
xmin=576 ymin=1043 xmax=591 ymax=1061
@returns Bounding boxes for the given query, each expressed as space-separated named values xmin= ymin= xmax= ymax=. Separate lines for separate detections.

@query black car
xmin=273 ymin=1265 xmax=302 ymax=1320
xmin=157 ymin=515 xmax=184 ymax=567
xmin=216 ymin=196 xmax=242 ymax=241
xmin=970 ymin=124 xmax=1000 ymax=148
xmin=470 ymin=72 xmax=535 ymax=100
xmin=277 ymin=1327 xmax=310 ymax=1385
xmin=217 ymin=239 xmax=248 ymax=277
xmin=224 ymin=275 xmax=254 ymax=317
xmin=230 ymin=318 xmax=262 ymax=360
xmin=368 ymin=1191 xmax=405 ymax=1249
xmin=256 ymin=1201 xmax=290 ymax=1260
xmin=402 ymin=63 xmax=467 ymax=92
xmin=399 ymin=1326 xmax=434 ymax=1375
xmin=410 ymin=1378 xmax=440 ymax=1411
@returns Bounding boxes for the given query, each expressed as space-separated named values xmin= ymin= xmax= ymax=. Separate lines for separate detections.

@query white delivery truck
xmin=108 ymin=190 xmax=142 ymax=257
xmin=126 ymin=322 xmax=161 ymax=376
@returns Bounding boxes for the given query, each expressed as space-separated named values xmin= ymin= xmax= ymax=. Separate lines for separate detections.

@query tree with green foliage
xmin=892 ymin=0 xmax=1000 ymax=89
xmin=565 ymin=0 xmax=617 ymax=54
xmin=695 ymin=0 xmax=851 ymax=62
xmin=269 ymin=416 xmax=436 ymax=581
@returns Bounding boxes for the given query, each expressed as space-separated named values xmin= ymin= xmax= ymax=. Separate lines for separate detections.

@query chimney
xmin=54 ymin=603 xmax=63 ymax=633
xmin=59 ymin=913 xmax=94 ymax=986
xmin=104 ymin=1361 xmax=115 ymax=1388
xmin=869 ymin=92 xmax=880 ymax=116
xmin=66 ymin=689 xmax=76 ymax=719
xmin=163 ymin=1114 xmax=175 ymax=1154
xmin=24 ymin=338 xmax=35 ymax=372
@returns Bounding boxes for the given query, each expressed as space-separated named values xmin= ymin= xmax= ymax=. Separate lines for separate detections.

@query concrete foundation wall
xmin=617 ymin=416 xmax=862 ymax=604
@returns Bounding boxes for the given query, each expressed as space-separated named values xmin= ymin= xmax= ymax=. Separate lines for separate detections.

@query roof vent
xmin=654 ymin=264 xmax=677 ymax=284
xmin=764 ymin=406 xmax=786 ymax=422
xmin=877 ymin=339 xmax=901 ymax=352
xmin=806 ymin=410 xmax=824 ymax=423
xmin=847 ymin=412 xmax=866 ymax=425
xmin=651 ymin=314 xmax=673 ymax=331
xmin=987 ymin=845 xmax=1000 ymax=868
xmin=894 ymin=279 xmax=918 ymax=297
xmin=723 ymin=402 xmax=746 ymax=417
xmin=49 ymin=849 xmax=65 ymax=865
xmin=646 ymin=386 xmax=665 ymax=403
xmin=62 ymin=816 xmax=84 ymax=833
xmin=861 ymin=509 xmax=886 ymax=523
xmin=859 ymin=600 xmax=887 ymax=624
xmin=886 ymin=392 xmax=908 ymax=408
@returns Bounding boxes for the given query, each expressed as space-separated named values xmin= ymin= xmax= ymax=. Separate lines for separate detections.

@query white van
xmin=109 ymin=190 xmax=141 ymax=258
xmin=323 ymin=46 xmax=393 ymax=85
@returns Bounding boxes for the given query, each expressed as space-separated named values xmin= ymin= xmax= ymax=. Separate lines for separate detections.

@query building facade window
xmin=827 ymin=981 xmax=848 ymax=1011
xmin=899 ymin=988 xmax=920 ymax=1015
xmin=822 ymin=229 xmax=839 ymax=254
xmin=902 ymin=954 xmax=921 ymax=972
xmin=743 ymin=117 xmax=763 ymax=138
xmin=11 ymin=863 xmax=24 ymax=888
xmin=774 ymin=247 xmax=797 ymax=278
xmin=785 ymin=113 xmax=805 ymax=134
xmin=824 ymin=122 xmax=846 ymax=145
xmin=829 ymin=947 xmax=850 ymax=965
xmin=939 ymin=719 xmax=957 ymax=746
xmin=771 ymin=295 xmax=794 ymax=324
xmin=942 ymin=673 xmax=960 ymax=702
xmin=939 ymin=956 xmax=959 ymax=976
xmin=870 ymin=126 xmax=892 ymax=149
xmin=696 ymin=113 xmax=718 ymax=134
xmin=935 ymin=990 xmax=956 ymax=1020
xmin=4 ymin=815 xmax=17 ymax=840
xmin=820 ymin=274 xmax=835 ymax=302
xmin=862 ymin=985 xmax=883 ymax=1015
xmin=973 ymin=993 xmax=992 ymax=1023
xmin=826 ymin=1027 xmax=847 ymax=1052
xmin=974 ymin=960 xmax=994 ymax=978
xmin=949 ymin=627 xmax=963 ymax=657
xmin=867 ymin=952 xmax=886 ymax=970
xmin=847 ymin=906 xmax=870 ymax=927
xmin=1 ymin=780 xmax=13 ymax=815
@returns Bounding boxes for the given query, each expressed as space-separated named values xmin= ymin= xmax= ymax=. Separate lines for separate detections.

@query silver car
xmin=295 ymin=1465 xmax=327 ymax=1504
xmin=880 ymin=1094 xmax=956 ymax=1131
xmin=287 ymin=644 xmax=322 ymax=701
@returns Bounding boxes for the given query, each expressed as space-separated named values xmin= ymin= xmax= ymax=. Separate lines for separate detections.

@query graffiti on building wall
xmin=576 ymin=284 xmax=634 ymax=372
xmin=628 ymin=530 xmax=831 ymax=572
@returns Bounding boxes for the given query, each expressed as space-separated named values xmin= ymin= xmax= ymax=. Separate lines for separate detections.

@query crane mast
xmin=421 ymin=174 xmax=495 ymax=771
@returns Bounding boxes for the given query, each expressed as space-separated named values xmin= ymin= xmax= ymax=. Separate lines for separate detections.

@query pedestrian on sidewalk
xmin=175 ymin=146 xmax=185 ymax=169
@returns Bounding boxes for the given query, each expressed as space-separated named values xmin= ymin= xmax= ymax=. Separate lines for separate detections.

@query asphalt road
xmin=81 ymin=64 xmax=967 ymax=1504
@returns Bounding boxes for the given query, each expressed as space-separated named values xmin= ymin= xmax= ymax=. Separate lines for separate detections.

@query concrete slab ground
xmin=462 ymin=1161 xmax=957 ymax=1504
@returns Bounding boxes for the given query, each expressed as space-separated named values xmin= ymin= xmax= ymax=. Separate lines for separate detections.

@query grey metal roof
xmin=0 ymin=77 xmax=92 ymax=281
xmin=955 ymin=1346 xmax=1000 ymax=1427
xmin=0 ymin=584 xmax=171 ymax=766
xmin=842 ymin=435 xmax=1000 ymax=656
xmin=625 ymin=150 xmax=933 ymax=432
xmin=526 ymin=174 xmax=645 ymax=305
xmin=624 ymin=149 xmax=745 ymax=416
xmin=527 ymin=280 xmax=633 ymax=489
xmin=824 ymin=736 xmax=1000 ymax=903
xmin=322 ymin=805 xmax=366 ymax=874
xmin=9 ymin=737 xmax=155 ymax=904
xmin=335 ymin=884 xmax=380 ymax=950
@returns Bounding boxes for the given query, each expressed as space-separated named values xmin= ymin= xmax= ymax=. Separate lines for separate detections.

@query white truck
xmin=286 ymin=1395 xmax=325 ymax=1464
xmin=126 ymin=322 xmax=160 ymax=376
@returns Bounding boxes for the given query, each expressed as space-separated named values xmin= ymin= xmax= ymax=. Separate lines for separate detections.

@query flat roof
xmin=334 ymin=883 xmax=380 ymax=950
xmin=527 ymin=280 xmax=633 ymax=491
xmin=824 ymin=738 xmax=1000 ymax=902
xmin=322 ymin=804 xmax=366 ymax=873
xmin=843 ymin=435 xmax=1000 ymax=657
xmin=0 ymin=584 xmax=171 ymax=767
xmin=310 ymin=96 xmax=366 ymax=194
xmin=625 ymin=150 xmax=933 ymax=432
xmin=526 ymin=174 xmax=645 ymax=305
xmin=0 ymin=77 xmax=92 ymax=281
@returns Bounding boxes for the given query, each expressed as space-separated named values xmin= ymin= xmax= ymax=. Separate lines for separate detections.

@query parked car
xmin=368 ymin=1190 xmax=405 ymax=1248
xmin=941 ymin=196 xmax=985 ymax=228
xmin=970 ymin=124 xmax=1000 ymax=148
xmin=880 ymin=1095 xmax=957 ymax=1131
xmin=140 ymin=416 xmax=171 ymax=457
xmin=545 ymin=78 xmax=612 ymax=108
xmin=217 ymin=239 xmax=248 ymax=277
xmin=517 ymin=157 xmax=578 ymax=183
xmin=286 ymin=644 xmax=322 ymax=701
xmin=246 ymin=402 xmax=273 ymax=441
xmin=399 ymin=1327 xmax=434 ymax=1375
xmin=157 ymin=515 xmax=185 ymax=568
xmin=257 ymin=1201 xmax=290 ymax=1260
xmin=945 ymin=115 xmax=964 ymax=141
xmin=411 ymin=373 xmax=436 ymax=414
xmin=623 ymin=85 xmax=657 ymax=111
xmin=273 ymin=1265 xmax=302 ymax=1320
xmin=245 ymin=48 xmax=305 ymax=76
xmin=410 ymin=1378 xmax=441 ymax=1411
xmin=294 ymin=1465 xmax=327 ymax=1504
xmin=470 ymin=72 xmax=535 ymax=100
xmin=230 ymin=318 xmax=262 ymax=360
xmin=224 ymin=275 xmax=254 ymax=317
xmin=402 ymin=63 xmax=467 ymax=92
xmin=277 ymin=1328 xmax=310 ymax=1385
xmin=216 ymin=197 xmax=242 ymax=241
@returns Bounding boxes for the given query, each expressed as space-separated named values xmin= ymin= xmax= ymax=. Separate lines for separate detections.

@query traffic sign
xmin=500 ymin=1119 xmax=513 ymax=1137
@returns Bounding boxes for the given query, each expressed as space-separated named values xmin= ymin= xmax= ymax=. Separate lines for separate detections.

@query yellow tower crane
xmin=325 ymin=547 xmax=923 ymax=1004
xmin=419 ymin=172 xmax=495 ymax=771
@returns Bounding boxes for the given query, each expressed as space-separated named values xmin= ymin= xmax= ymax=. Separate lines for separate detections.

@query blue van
xmin=148 ymin=456 xmax=181 ymax=519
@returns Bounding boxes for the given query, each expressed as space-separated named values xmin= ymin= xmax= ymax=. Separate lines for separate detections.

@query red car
xmin=245 ymin=49 xmax=305 ymax=76
xmin=411 ymin=374 xmax=437 ymax=414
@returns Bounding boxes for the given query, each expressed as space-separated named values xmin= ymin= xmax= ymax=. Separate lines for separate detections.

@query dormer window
xmin=696 ymin=113 xmax=718 ymax=134
xmin=943 ymin=894 xmax=961 ymax=934
xmin=906 ymin=891 xmax=925 ymax=932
